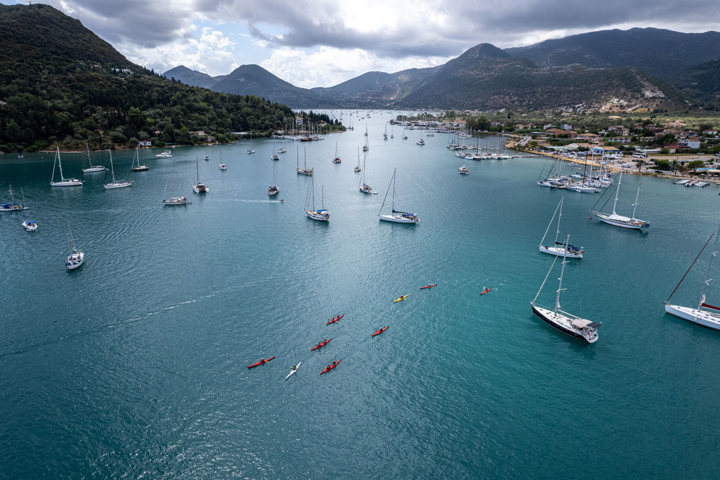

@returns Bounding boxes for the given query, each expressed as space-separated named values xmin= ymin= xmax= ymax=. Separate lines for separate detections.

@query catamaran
xmin=539 ymin=197 xmax=584 ymax=259
xmin=531 ymin=237 xmax=601 ymax=343
xmin=664 ymin=231 xmax=720 ymax=330
xmin=378 ymin=169 xmax=418 ymax=224
xmin=50 ymin=147 xmax=83 ymax=187
xmin=591 ymin=171 xmax=648 ymax=229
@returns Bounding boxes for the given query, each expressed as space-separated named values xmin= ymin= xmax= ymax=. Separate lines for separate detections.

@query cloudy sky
xmin=7 ymin=0 xmax=719 ymax=87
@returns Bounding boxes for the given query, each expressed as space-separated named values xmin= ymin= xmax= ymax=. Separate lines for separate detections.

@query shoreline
xmin=505 ymin=140 xmax=720 ymax=184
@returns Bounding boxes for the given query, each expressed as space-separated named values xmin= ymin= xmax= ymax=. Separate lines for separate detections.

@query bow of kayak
xmin=247 ymin=355 xmax=275 ymax=368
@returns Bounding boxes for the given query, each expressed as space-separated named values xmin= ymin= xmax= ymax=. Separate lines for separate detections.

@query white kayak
xmin=285 ymin=362 xmax=302 ymax=380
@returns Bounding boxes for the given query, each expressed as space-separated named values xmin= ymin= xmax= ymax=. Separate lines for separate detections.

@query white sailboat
xmin=332 ymin=142 xmax=341 ymax=163
xmin=104 ymin=150 xmax=132 ymax=189
xmin=82 ymin=142 xmax=106 ymax=173
xmin=354 ymin=146 xmax=361 ymax=173
xmin=531 ymin=238 xmax=601 ymax=343
xmin=539 ymin=197 xmax=583 ymax=259
xmin=131 ymin=147 xmax=149 ymax=171
xmin=0 ymin=184 xmax=25 ymax=212
xmin=247 ymin=137 xmax=255 ymax=154
xmin=591 ymin=171 xmax=648 ymax=229
xmin=268 ymin=161 xmax=279 ymax=196
xmin=65 ymin=221 xmax=84 ymax=270
xmin=192 ymin=155 xmax=209 ymax=193
xmin=378 ymin=169 xmax=418 ymax=224
xmin=363 ymin=124 xmax=369 ymax=152
xmin=359 ymin=150 xmax=373 ymax=194
xmin=296 ymin=146 xmax=313 ymax=176
xmin=21 ymin=188 xmax=37 ymax=231
xmin=218 ymin=148 xmax=227 ymax=170
xmin=305 ymin=176 xmax=329 ymax=222
xmin=664 ymin=231 xmax=720 ymax=330
xmin=50 ymin=147 xmax=83 ymax=187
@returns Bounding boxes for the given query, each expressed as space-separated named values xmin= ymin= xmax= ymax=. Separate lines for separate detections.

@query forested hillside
xmin=0 ymin=4 xmax=294 ymax=152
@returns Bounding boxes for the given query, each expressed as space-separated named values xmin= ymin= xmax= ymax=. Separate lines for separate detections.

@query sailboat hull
xmin=592 ymin=211 xmax=648 ymax=229
xmin=50 ymin=180 xmax=83 ymax=187
xmin=531 ymin=305 xmax=598 ymax=343
xmin=379 ymin=214 xmax=418 ymax=224
xmin=538 ymin=245 xmax=583 ymax=258
xmin=664 ymin=304 xmax=720 ymax=330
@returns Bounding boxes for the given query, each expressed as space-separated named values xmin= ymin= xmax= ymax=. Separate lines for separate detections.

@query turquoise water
xmin=2 ymin=111 xmax=720 ymax=479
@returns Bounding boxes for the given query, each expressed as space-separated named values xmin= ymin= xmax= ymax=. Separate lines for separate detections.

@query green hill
xmin=0 ymin=4 xmax=294 ymax=152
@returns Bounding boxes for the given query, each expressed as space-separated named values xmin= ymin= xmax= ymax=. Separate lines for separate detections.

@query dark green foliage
xmin=0 ymin=4 xmax=294 ymax=151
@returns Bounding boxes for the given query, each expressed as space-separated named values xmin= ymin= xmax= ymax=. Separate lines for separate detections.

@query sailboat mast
xmin=392 ymin=169 xmax=396 ymax=211
xmin=555 ymin=235 xmax=570 ymax=314
xmin=611 ymin=171 xmax=623 ymax=215
xmin=631 ymin=186 xmax=641 ymax=220
xmin=109 ymin=150 xmax=116 ymax=181
xmin=554 ymin=197 xmax=564 ymax=244
xmin=57 ymin=147 xmax=65 ymax=181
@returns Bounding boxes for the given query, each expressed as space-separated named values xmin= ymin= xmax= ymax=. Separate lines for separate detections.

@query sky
xmin=6 ymin=0 xmax=720 ymax=88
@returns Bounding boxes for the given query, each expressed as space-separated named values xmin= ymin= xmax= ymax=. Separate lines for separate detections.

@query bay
xmin=1 ymin=111 xmax=720 ymax=479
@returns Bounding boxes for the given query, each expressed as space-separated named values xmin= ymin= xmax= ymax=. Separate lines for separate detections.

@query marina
xmin=2 ymin=110 xmax=720 ymax=479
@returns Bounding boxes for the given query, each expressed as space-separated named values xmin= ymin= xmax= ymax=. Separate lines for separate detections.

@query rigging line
xmin=665 ymin=232 xmax=715 ymax=303
xmin=533 ymin=255 xmax=559 ymax=305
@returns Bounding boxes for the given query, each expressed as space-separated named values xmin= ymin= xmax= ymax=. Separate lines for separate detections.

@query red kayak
xmin=371 ymin=326 xmax=389 ymax=337
xmin=247 ymin=356 xmax=275 ymax=368
xmin=420 ymin=284 xmax=437 ymax=289
xmin=311 ymin=338 xmax=333 ymax=351
xmin=326 ymin=314 xmax=344 ymax=325
xmin=320 ymin=359 xmax=342 ymax=375
xmin=480 ymin=287 xmax=492 ymax=295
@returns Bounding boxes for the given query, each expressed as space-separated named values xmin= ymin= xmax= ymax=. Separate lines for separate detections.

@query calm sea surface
xmin=2 ymin=111 xmax=720 ymax=479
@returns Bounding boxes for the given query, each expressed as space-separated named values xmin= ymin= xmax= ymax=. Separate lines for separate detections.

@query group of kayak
xmin=248 ymin=282 xmax=498 ymax=378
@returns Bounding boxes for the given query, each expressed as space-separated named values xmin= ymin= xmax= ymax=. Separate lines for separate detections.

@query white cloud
xmin=261 ymin=47 xmax=448 ymax=88
xmin=120 ymin=27 xmax=239 ymax=76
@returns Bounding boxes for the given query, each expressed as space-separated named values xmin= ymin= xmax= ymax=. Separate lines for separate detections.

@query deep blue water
xmin=2 ymin=111 xmax=720 ymax=479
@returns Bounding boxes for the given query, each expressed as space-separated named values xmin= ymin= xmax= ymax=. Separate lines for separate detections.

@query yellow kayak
xmin=393 ymin=295 xmax=408 ymax=303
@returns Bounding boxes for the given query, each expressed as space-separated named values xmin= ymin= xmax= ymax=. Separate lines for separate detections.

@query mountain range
xmin=165 ymin=27 xmax=720 ymax=111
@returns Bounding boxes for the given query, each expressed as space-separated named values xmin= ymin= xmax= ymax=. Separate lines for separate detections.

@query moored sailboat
xmin=664 ymin=231 xmax=720 ymax=330
xmin=50 ymin=147 xmax=83 ymax=187
xmin=539 ymin=197 xmax=583 ymax=259
xmin=531 ymin=238 xmax=601 ymax=343
xmin=104 ymin=150 xmax=132 ymax=189
xmin=591 ymin=171 xmax=648 ymax=229
xmin=305 ymin=176 xmax=329 ymax=222
xmin=82 ymin=142 xmax=106 ymax=173
xmin=192 ymin=155 xmax=209 ymax=193
xmin=378 ymin=169 xmax=418 ymax=224
xmin=131 ymin=147 xmax=149 ymax=171
xmin=65 ymin=221 xmax=84 ymax=270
